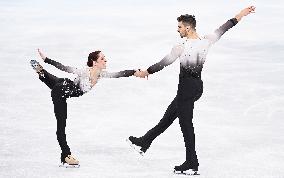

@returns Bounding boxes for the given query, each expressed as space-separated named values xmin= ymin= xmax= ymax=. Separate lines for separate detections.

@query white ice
xmin=1 ymin=0 xmax=284 ymax=178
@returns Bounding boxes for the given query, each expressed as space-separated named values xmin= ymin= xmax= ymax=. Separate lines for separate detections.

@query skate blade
xmin=59 ymin=163 xmax=80 ymax=168
xmin=30 ymin=60 xmax=39 ymax=68
xmin=126 ymin=138 xmax=144 ymax=156
xmin=173 ymin=170 xmax=199 ymax=176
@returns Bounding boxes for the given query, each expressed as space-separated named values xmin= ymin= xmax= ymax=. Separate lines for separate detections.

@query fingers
xmin=37 ymin=48 xmax=46 ymax=61
xmin=134 ymin=70 xmax=149 ymax=79
xmin=134 ymin=70 xmax=142 ymax=77
xmin=248 ymin=6 xmax=256 ymax=13
xmin=249 ymin=6 xmax=256 ymax=10
xmin=240 ymin=6 xmax=256 ymax=18
xmin=246 ymin=6 xmax=256 ymax=13
xmin=138 ymin=71 xmax=146 ymax=78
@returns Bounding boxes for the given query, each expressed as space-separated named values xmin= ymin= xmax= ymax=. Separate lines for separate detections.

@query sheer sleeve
xmin=44 ymin=57 xmax=82 ymax=75
xmin=99 ymin=70 xmax=136 ymax=78
xmin=204 ymin=18 xmax=238 ymax=45
xmin=147 ymin=45 xmax=184 ymax=74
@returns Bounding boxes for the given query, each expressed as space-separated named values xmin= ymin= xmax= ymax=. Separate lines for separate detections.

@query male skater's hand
xmin=138 ymin=70 xmax=149 ymax=79
xmin=235 ymin=6 xmax=256 ymax=22
xmin=37 ymin=48 xmax=47 ymax=61
xmin=134 ymin=69 xmax=149 ymax=79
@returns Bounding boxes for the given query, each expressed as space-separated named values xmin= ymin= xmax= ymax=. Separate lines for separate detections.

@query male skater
xmin=128 ymin=6 xmax=255 ymax=174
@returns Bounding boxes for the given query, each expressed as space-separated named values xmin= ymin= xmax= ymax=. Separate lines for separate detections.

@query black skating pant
xmin=142 ymin=76 xmax=203 ymax=165
xmin=39 ymin=70 xmax=83 ymax=162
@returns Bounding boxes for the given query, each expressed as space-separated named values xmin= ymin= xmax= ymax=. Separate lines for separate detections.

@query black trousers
xmin=142 ymin=76 xmax=203 ymax=165
xmin=39 ymin=70 xmax=83 ymax=161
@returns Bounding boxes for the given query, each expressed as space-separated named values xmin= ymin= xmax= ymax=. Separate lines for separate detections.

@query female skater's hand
xmin=235 ymin=6 xmax=256 ymax=22
xmin=37 ymin=48 xmax=47 ymax=61
xmin=134 ymin=69 xmax=142 ymax=77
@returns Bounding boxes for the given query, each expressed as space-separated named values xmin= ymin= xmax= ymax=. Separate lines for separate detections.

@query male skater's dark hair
xmin=177 ymin=14 xmax=196 ymax=30
xmin=87 ymin=50 xmax=101 ymax=67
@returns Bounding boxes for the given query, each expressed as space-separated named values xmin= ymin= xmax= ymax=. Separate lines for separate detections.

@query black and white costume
xmin=39 ymin=58 xmax=135 ymax=162
xmin=130 ymin=18 xmax=238 ymax=171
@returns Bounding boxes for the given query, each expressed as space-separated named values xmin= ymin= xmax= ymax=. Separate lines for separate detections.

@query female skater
xmin=31 ymin=49 xmax=138 ymax=166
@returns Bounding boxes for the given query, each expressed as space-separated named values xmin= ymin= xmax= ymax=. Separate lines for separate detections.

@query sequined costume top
xmin=44 ymin=58 xmax=135 ymax=93
xmin=147 ymin=18 xmax=238 ymax=78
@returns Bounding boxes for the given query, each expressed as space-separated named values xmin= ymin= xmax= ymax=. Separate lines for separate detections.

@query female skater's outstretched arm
xmin=100 ymin=70 xmax=137 ymax=78
xmin=38 ymin=49 xmax=139 ymax=78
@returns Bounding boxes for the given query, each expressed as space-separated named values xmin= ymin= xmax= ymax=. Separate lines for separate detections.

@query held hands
xmin=134 ymin=69 xmax=149 ymax=79
xmin=235 ymin=6 xmax=256 ymax=22
xmin=37 ymin=48 xmax=47 ymax=61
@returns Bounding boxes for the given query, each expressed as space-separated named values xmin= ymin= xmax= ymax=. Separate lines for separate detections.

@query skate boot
xmin=127 ymin=136 xmax=151 ymax=156
xmin=30 ymin=60 xmax=44 ymax=77
xmin=59 ymin=155 xmax=80 ymax=168
xmin=173 ymin=161 xmax=199 ymax=175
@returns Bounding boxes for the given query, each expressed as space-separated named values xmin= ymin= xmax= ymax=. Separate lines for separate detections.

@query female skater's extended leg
xmin=30 ymin=60 xmax=62 ymax=89
xmin=39 ymin=69 xmax=62 ymax=89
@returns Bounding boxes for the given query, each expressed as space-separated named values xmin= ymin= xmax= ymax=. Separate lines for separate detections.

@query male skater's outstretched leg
xmin=128 ymin=97 xmax=178 ymax=154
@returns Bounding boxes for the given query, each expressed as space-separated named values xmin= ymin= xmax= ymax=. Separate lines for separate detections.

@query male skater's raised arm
xmin=136 ymin=6 xmax=256 ymax=79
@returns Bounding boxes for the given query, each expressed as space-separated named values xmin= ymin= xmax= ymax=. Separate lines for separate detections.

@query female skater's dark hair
xmin=87 ymin=51 xmax=101 ymax=67
xmin=177 ymin=14 xmax=196 ymax=30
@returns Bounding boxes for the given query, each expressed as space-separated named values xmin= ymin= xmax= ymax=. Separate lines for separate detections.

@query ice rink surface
xmin=0 ymin=0 xmax=283 ymax=177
